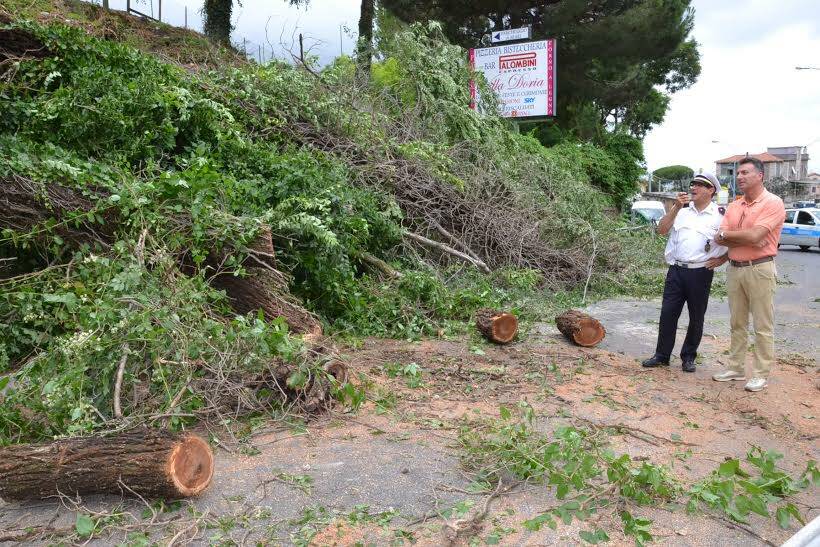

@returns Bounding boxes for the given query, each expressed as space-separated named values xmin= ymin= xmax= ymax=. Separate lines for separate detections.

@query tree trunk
xmin=475 ymin=308 xmax=518 ymax=344
xmin=555 ymin=309 xmax=606 ymax=347
xmin=203 ymin=0 xmax=232 ymax=45
xmin=0 ymin=175 xmax=321 ymax=335
xmin=0 ymin=429 xmax=213 ymax=502
xmin=356 ymin=0 xmax=375 ymax=78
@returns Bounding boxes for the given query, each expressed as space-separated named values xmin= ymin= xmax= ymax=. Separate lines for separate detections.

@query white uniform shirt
xmin=664 ymin=201 xmax=727 ymax=265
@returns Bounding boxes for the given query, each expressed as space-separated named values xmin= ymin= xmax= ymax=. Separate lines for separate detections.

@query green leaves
xmin=74 ymin=513 xmax=95 ymax=537
xmin=579 ymin=529 xmax=609 ymax=545
xmin=687 ymin=447 xmax=811 ymax=528
xmin=775 ymin=504 xmax=803 ymax=529
xmin=621 ymin=511 xmax=653 ymax=546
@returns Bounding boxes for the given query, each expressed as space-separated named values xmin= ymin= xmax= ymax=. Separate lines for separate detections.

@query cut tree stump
xmin=0 ymin=429 xmax=214 ymax=502
xmin=475 ymin=308 xmax=518 ymax=344
xmin=555 ymin=309 xmax=606 ymax=347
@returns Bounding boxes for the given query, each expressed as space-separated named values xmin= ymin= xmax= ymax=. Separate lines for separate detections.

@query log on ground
xmin=475 ymin=308 xmax=518 ymax=344
xmin=0 ymin=429 xmax=214 ymax=502
xmin=555 ymin=309 xmax=606 ymax=347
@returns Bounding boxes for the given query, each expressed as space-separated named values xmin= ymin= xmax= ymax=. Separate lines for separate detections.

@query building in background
xmin=714 ymin=146 xmax=812 ymax=203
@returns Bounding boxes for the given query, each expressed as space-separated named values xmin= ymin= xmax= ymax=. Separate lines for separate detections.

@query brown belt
xmin=729 ymin=256 xmax=774 ymax=268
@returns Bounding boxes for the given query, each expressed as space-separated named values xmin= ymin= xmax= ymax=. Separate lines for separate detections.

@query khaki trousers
xmin=726 ymin=261 xmax=777 ymax=377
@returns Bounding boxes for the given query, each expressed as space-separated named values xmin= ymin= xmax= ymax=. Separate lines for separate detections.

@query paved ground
xmin=1 ymin=250 xmax=817 ymax=546
xmin=583 ymin=247 xmax=820 ymax=367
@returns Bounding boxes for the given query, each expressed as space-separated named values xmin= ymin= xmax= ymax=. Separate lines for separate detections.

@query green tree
xmin=204 ymin=0 xmax=309 ymax=46
xmin=653 ymin=165 xmax=694 ymax=181
xmin=357 ymin=0 xmax=376 ymax=78
xmin=203 ymin=0 xmax=233 ymax=44
xmin=381 ymin=0 xmax=700 ymax=140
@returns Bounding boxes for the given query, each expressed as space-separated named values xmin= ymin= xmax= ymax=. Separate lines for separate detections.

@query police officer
xmin=641 ymin=173 xmax=727 ymax=372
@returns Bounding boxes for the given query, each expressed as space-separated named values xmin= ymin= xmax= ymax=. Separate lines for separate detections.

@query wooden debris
xmin=475 ymin=308 xmax=518 ymax=344
xmin=0 ymin=429 xmax=214 ymax=501
xmin=555 ymin=309 xmax=606 ymax=347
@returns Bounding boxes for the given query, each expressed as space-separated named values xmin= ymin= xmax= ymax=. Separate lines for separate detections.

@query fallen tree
xmin=0 ymin=429 xmax=213 ymax=501
xmin=0 ymin=174 xmax=321 ymax=335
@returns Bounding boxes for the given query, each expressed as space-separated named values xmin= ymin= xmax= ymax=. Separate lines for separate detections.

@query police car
xmin=780 ymin=208 xmax=820 ymax=251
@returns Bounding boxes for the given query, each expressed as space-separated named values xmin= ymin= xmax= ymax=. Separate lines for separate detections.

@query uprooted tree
xmin=0 ymin=18 xmax=651 ymax=445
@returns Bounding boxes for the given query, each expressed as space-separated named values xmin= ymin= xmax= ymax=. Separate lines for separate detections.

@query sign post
xmin=469 ymin=39 xmax=557 ymax=120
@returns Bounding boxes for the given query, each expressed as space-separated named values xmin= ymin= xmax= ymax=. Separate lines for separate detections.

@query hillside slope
xmin=0 ymin=8 xmax=659 ymax=444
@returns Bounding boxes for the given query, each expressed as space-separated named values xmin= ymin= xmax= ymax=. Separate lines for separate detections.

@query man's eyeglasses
xmin=689 ymin=181 xmax=712 ymax=189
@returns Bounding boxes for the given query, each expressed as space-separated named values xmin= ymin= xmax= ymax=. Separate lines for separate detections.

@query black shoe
xmin=682 ymin=360 xmax=696 ymax=373
xmin=641 ymin=355 xmax=670 ymax=368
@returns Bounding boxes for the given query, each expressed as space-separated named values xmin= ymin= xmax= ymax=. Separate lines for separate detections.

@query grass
xmin=0 ymin=0 xmax=242 ymax=67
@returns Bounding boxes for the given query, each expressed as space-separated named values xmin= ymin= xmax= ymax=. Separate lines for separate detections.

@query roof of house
xmin=715 ymin=152 xmax=784 ymax=164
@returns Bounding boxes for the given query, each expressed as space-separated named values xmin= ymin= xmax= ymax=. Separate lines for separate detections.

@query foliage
xmin=654 ymin=165 xmax=694 ymax=181
xmin=549 ymin=132 xmax=644 ymax=206
xmin=687 ymin=449 xmax=818 ymax=528
xmin=460 ymin=404 xmax=818 ymax=544
xmin=0 ymin=17 xmax=666 ymax=443
xmin=460 ymin=402 xmax=678 ymax=544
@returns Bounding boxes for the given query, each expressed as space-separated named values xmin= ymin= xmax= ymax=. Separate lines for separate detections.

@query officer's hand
xmin=706 ymin=256 xmax=727 ymax=270
xmin=675 ymin=192 xmax=690 ymax=208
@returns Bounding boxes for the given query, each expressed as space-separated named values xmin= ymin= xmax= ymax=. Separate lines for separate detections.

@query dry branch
xmin=281 ymin=121 xmax=591 ymax=288
xmin=404 ymin=231 xmax=491 ymax=274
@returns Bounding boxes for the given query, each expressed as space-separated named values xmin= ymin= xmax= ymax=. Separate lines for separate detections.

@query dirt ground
xmin=1 ymin=327 xmax=818 ymax=546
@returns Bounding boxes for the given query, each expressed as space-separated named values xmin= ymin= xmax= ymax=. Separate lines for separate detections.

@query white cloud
xmin=644 ymin=0 xmax=820 ymax=174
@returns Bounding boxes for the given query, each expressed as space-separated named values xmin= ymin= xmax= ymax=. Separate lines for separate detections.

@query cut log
xmin=475 ymin=308 xmax=518 ymax=344
xmin=555 ymin=309 xmax=606 ymax=347
xmin=0 ymin=429 xmax=213 ymax=502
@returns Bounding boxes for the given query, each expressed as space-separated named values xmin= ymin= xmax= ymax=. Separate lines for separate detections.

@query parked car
xmin=780 ymin=208 xmax=820 ymax=251
xmin=630 ymin=200 xmax=666 ymax=224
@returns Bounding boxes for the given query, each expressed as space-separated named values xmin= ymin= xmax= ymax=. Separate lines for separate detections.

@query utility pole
xmin=339 ymin=25 xmax=343 ymax=56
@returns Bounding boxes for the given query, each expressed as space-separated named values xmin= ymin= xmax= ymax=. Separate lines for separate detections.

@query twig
xmin=358 ymin=251 xmax=403 ymax=279
xmin=404 ymin=231 xmax=491 ymax=273
xmin=167 ymin=510 xmax=208 ymax=547
xmin=581 ymin=219 xmax=598 ymax=304
xmin=442 ymin=480 xmax=510 ymax=544
xmin=113 ymin=343 xmax=129 ymax=419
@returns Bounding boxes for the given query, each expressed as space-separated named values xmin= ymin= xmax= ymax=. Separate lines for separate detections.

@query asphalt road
xmin=584 ymin=246 xmax=820 ymax=366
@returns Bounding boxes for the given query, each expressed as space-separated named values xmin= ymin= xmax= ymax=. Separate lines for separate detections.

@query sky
xmin=106 ymin=0 xmax=820 ymax=174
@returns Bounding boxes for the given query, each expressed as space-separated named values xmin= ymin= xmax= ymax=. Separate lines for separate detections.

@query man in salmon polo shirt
xmin=712 ymin=156 xmax=785 ymax=392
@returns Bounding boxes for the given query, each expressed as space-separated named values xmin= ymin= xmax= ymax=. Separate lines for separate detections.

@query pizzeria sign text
xmin=469 ymin=39 xmax=556 ymax=119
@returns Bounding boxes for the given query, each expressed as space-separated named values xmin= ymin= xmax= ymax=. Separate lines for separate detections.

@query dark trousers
xmin=654 ymin=265 xmax=714 ymax=362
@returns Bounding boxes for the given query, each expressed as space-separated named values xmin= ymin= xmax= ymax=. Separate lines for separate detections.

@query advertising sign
xmin=469 ymin=39 xmax=556 ymax=119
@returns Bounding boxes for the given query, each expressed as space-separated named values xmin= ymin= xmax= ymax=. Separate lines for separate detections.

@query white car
xmin=780 ymin=208 xmax=820 ymax=251
xmin=630 ymin=200 xmax=666 ymax=224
